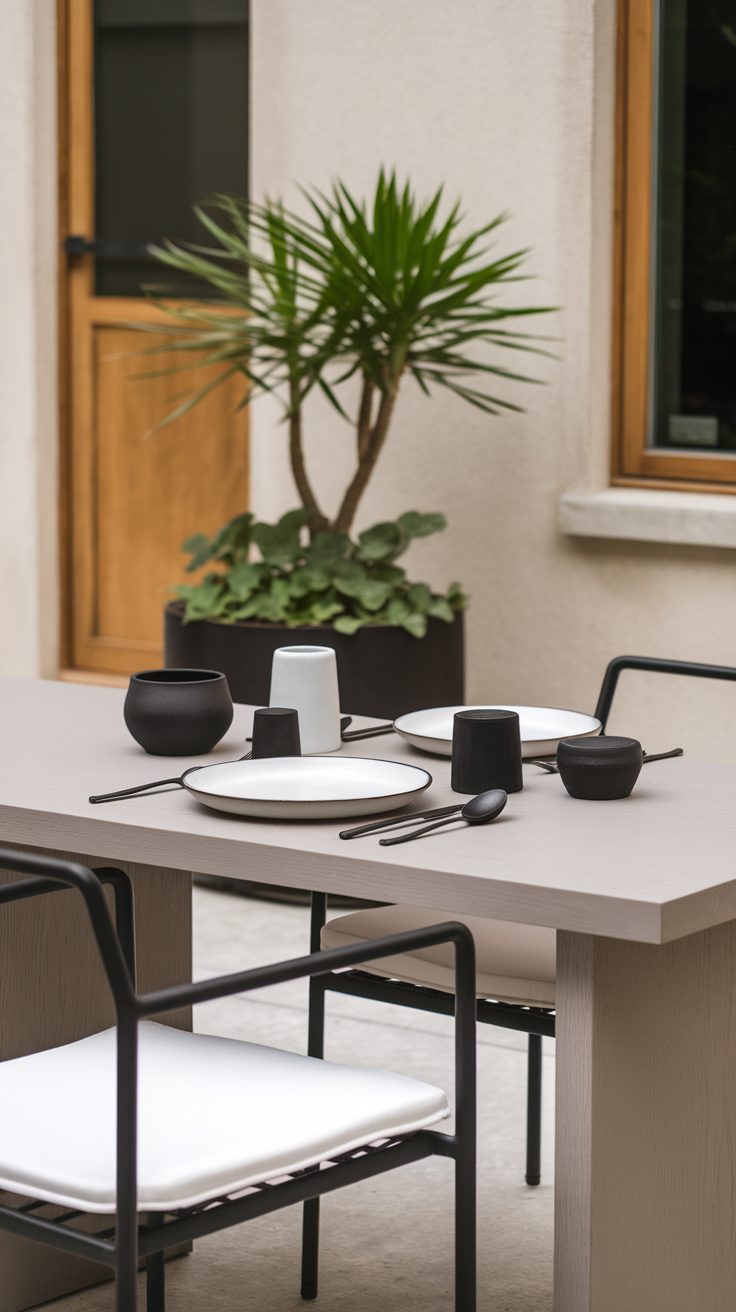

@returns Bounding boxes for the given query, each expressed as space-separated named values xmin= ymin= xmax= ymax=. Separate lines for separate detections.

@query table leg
xmin=0 ymin=852 xmax=192 ymax=1312
xmin=554 ymin=923 xmax=736 ymax=1312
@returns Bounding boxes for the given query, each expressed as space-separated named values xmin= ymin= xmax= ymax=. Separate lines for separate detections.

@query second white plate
xmin=393 ymin=705 xmax=602 ymax=758
xmin=183 ymin=755 xmax=432 ymax=819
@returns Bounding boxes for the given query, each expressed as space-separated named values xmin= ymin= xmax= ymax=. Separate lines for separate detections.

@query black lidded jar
xmin=556 ymin=735 xmax=643 ymax=800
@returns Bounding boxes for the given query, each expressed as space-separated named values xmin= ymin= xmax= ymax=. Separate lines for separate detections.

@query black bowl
xmin=556 ymin=735 xmax=643 ymax=800
xmin=124 ymin=669 xmax=234 ymax=756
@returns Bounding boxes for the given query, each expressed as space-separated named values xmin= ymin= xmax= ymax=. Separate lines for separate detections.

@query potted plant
xmin=143 ymin=171 xmax=550 ymax=716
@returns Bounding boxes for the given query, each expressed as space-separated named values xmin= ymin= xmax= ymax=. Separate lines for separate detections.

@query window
xmin=93 ymin=0 xmax=249 ymax=297
xmin=614 ymin=0 xmax=736 ymax=490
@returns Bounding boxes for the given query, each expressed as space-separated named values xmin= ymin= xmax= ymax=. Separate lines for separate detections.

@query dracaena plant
xmin=141 ymin=170 xmax=552 ymax=635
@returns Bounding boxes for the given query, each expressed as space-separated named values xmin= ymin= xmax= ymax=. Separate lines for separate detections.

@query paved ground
xmin=53 ymin=885 xmax=554 ymax=1311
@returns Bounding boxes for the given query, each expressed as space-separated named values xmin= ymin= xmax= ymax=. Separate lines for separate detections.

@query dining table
xmin=1 ymin=674 xmax=735 ymax=1312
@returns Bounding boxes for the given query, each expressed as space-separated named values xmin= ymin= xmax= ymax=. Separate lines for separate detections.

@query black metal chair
xmin=307 ymin=652 xmax=736 ymax=1212
xmin=0 ymin=851 xmax=478 ymax=1312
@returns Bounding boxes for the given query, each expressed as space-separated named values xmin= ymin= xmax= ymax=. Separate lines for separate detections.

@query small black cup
xmin=451 ymin=709 xmax=523 ymax=795
xmin=556 ymin=735 xmax=643 ymax=800
xmin=124 ymin=669 xmax=233 ymax=756
xmin=251 ymin=707 xmax=301 ymax=759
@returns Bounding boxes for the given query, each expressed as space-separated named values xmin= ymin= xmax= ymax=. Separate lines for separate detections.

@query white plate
xmin=183 ymin=755 xmax=432 ymax=820
xmin=393 ymin=705 xmax=602 ymax=759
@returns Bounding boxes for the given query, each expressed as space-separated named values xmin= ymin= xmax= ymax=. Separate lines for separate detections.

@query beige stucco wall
xmin=0 ymin=0 xmax=59 ymax=676
xmin=251 ymin=0 xmax=736 ymax=758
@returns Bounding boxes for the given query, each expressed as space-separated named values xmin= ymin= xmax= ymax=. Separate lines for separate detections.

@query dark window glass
xmin=94 ymin=0 xmax=248 ymax=296
xmin=651 ymin=0 xmax=736 ymax=452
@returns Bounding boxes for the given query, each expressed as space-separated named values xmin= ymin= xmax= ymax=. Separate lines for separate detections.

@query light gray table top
xmin=0 ymin=677 xmax=734 ymax=944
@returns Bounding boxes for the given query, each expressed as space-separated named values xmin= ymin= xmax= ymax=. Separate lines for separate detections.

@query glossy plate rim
xmin=393 ymin=704 xmax=602 ymax=758
xmin=182 ymin=754 xmax=433 ymax=819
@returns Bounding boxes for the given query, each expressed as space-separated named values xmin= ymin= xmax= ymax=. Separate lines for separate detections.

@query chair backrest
xmin=594 ymin=655 xmax=736 ymax=733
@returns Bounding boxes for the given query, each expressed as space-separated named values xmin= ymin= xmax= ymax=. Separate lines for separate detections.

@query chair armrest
xmin=136 ymin=921 xmax=476 ymax=1019
xmin=135 ymin=922 xmax=477 ymax=1157
xmin=0 ymin=850 xmax=136 ymax=1011
xmin=594 ymin=654 xmax=736 ymax=731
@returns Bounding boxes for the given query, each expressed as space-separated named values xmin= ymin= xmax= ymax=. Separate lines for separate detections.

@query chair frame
xmin=0 ymin=850 xmax=478 ymax=1312
xmin=308 ymin=653 xmax=736 ymax=1191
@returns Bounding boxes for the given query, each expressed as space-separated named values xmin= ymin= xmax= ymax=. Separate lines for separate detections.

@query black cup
xmin=451 ymin=709 xmax=523 ymax=795
xmin=124 ymin=669 xmax=233 ymax=756
xmin=251 ymin=707 xmax=301 ymax=759
xmin=557 ymin=735 xmax=643 ymax=800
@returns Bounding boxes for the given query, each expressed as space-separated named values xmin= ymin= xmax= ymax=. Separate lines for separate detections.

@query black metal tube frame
xmin=320 ymin=965 xmax=555 ymax=1038
xmin=594 ymin=654 xmax=736 ymax=732
xmin=308 ymin=888 xmax=552 ymax=1196
xmin=0 ymin=849 xmax=477 ymax=1311
xmin=310 ymin=652 xmax=736 ymax=1197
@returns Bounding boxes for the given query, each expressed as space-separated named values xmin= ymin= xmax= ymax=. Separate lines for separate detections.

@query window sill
xmin=559 ymin=487 xmax=736 ymax=550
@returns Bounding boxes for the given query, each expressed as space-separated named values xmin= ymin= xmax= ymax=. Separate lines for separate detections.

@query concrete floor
xmin=52 ymin=886 xmax=554 ymax=1311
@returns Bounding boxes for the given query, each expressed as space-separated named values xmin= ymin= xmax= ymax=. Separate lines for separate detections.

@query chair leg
xmin=301 ymin=970 xmax=326 ymax=1300
xmin=455 ymin=1010 xmax=477 ymax=1310
xmin=525 ymin=1032 xmax=542 ymax=1187
xmin=146 ymin=1215 xmax=166 ymax=1312
xmin=116 ymin=1224 xmax=139 ymax=1312
xmin=301 ymin=1193 xmax=320 ymax=1302
xmin=455 ymin=1148 xmax=477 ymax=1312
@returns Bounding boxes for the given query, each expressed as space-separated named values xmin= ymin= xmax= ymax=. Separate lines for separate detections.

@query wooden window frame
xmin=612 ymin=0 xmax=736 ymax=493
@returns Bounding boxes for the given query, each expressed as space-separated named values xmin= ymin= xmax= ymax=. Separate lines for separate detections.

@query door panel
xmin=61 ymin=0 xmax=249 ymax=675
xmin=93 ymin=321 xmax=247 ymax=660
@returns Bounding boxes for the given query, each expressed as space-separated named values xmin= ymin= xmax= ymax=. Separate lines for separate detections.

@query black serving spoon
xmin=379 ymin=788 xmax=508 ymax=846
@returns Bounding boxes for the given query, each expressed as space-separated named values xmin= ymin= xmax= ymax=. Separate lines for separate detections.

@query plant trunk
xmin=356 ymin=376 xmax=375 ymax=460
xmin=333 ymin=384 xmax=398 ymax=533
xmin=288 ymin=385 xmax=327 ymax=534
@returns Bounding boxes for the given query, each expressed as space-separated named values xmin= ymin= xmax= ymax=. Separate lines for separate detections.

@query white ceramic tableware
xmin=394 ymin=705 xmax=602 ymax=759
xmin=183 ymin=755 xmax=432 ymax=820
xmin=268 ymin=646 xmax=341 ymax=754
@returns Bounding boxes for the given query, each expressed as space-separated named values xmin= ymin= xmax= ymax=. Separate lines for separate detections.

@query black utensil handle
xmin=341 ymin=723 xmax=395 ymax=741
xmin=379 ymin=814 xmax=460 ymax=846
xmin=339 ymin=803 xmax=461 ymax=840
xmin=643 ymin=747 xmax=684 ymax=764
xmin=89 ymin=777 xmax=183 ymax=804
xmin=529 ymin=747 xmax=684 ymax=778
xmin=247 ymin=717 xmax=352 ymax=744
xmin=246 ymin=719 xmax=388 ymax=744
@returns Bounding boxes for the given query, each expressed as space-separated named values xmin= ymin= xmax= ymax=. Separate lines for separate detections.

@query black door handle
xmin=64 ymin=235 xmax=155 ymax=259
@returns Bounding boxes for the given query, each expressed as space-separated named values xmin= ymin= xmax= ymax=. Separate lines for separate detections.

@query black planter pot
xmin=164 ymin=601 xmax=465 ymax=718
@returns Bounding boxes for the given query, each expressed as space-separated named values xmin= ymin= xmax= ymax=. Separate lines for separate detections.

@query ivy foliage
xmin=175 ymin=510 xmax=467 ymax=640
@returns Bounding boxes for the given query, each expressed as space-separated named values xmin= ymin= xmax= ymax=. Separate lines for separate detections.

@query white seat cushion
xmin=0 ymin=1022 xmax=448 ymax=1213
xmin=322 ymin=906 xmax=556 ymax=1008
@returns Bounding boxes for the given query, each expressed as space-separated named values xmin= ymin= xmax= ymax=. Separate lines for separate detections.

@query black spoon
xmin=379 ymin=788 xmax=508 ymax=846
xmin=340 ymin=801 xmax=466 ymax=840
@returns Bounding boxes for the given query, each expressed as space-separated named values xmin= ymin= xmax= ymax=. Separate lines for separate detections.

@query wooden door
xmin=60 ymin=0 xmax=250 ymax=676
